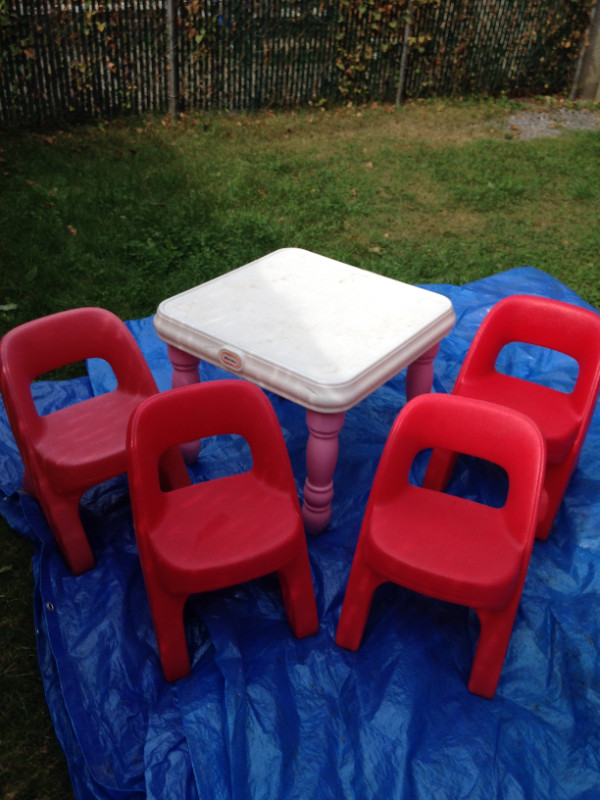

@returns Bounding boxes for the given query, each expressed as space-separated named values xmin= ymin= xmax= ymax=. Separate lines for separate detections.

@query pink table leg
xmin=167 ymin=345 xmax=201 ymax=463
xmin=405 ymin=343 xmax=440 ymax=400
xmin=302 ymin=410 xmax=346 ymax=535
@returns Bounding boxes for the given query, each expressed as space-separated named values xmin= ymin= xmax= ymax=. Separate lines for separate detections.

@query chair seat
xmin=150 ymin=473 xmax=304 ymax=594
xmin=36 ymin=391 xmax=149 ymax=489
xmin=459 ymin=374 xmax=579 ymax=463
xmin=364 ymin=487 xmax=523 ymax=610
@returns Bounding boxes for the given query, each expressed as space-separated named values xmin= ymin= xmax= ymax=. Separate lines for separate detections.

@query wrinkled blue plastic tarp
xmin=1 ymin=268 xmax=600 ymax=800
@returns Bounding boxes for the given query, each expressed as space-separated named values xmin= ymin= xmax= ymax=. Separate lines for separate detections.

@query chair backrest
xmin=371 ymin=393 xmax=546 ymax=538
xmin=457 ymin=295 xmax=600 ymax=415
xmin=127 ymin=380 xmax=299 ymax=521
xmin=0 ymin=307 xmax=157 ymax=441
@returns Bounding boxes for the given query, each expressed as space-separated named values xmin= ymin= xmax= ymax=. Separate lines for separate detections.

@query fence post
xmin=167 ymin=0 xmax=179 ymax=115
xmin=395 ymin=0 xmax=414 ymax=105
xmin=572 ymin=1 xmax=600 ymax=102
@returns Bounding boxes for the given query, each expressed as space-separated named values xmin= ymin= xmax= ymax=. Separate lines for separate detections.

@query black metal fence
xmin=0 ymin=0 xmax=594 ymax=126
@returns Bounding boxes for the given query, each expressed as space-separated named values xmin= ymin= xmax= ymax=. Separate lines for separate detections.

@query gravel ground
xmin=504 ymin=106 xmax=600 ymax=139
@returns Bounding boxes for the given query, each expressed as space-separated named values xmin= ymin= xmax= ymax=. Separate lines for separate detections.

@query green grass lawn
xmin=1 ymin=97 xmax=599 ymax=799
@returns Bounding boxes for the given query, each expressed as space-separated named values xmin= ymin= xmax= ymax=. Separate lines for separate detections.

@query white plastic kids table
xmin=154 ymin=248 xmax=455 ymax=534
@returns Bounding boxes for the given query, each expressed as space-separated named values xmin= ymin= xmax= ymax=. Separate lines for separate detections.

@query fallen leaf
xmin=67 ymin=225 xmax=77 ymax=237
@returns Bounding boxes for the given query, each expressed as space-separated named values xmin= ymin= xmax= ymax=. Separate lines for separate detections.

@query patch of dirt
xmin=504 ymin=107 xmax=600 ymax=140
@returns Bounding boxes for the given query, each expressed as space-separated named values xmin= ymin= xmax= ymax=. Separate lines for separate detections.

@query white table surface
xmin=154 ymin=248 xmax=455 ymax=412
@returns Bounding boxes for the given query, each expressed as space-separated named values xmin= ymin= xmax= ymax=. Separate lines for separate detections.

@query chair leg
xmin=535 ymin=460 xmax=575 ymax=541
xmin=145 ymin=583 xmax=190 ymax=682
xmin=158 ymin=446 xmax=191 ymax=492
xmin=335 ymin=557 xmax=383 ymax=651
xmin=422 ymin=448 xmax=458 ymax=492
xmin=278 ymin=541 xmax=319 ymax=639
xmin=468 ymin=603 xmax=519 ymax=699
xmin=37 ymin=488 xmax=95 ymax=575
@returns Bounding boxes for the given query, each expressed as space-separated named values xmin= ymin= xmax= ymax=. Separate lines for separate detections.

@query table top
xmin=154 ymin=248 xmax=455 ymax=412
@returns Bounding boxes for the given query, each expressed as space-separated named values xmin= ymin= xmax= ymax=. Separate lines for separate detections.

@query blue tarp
xmin=1 ymin=267 xmax=600 ymax=800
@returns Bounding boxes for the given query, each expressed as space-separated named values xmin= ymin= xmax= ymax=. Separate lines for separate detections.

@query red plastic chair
xmin=126 ymin=379 xmax=319 ymax=682
xmin=335 ymin=393 xmax=546 ymax=698
xmin=0 ymin=307 xmax=188 ymax=575
xmin=424 ymin=295 xmax=600 ymax=540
